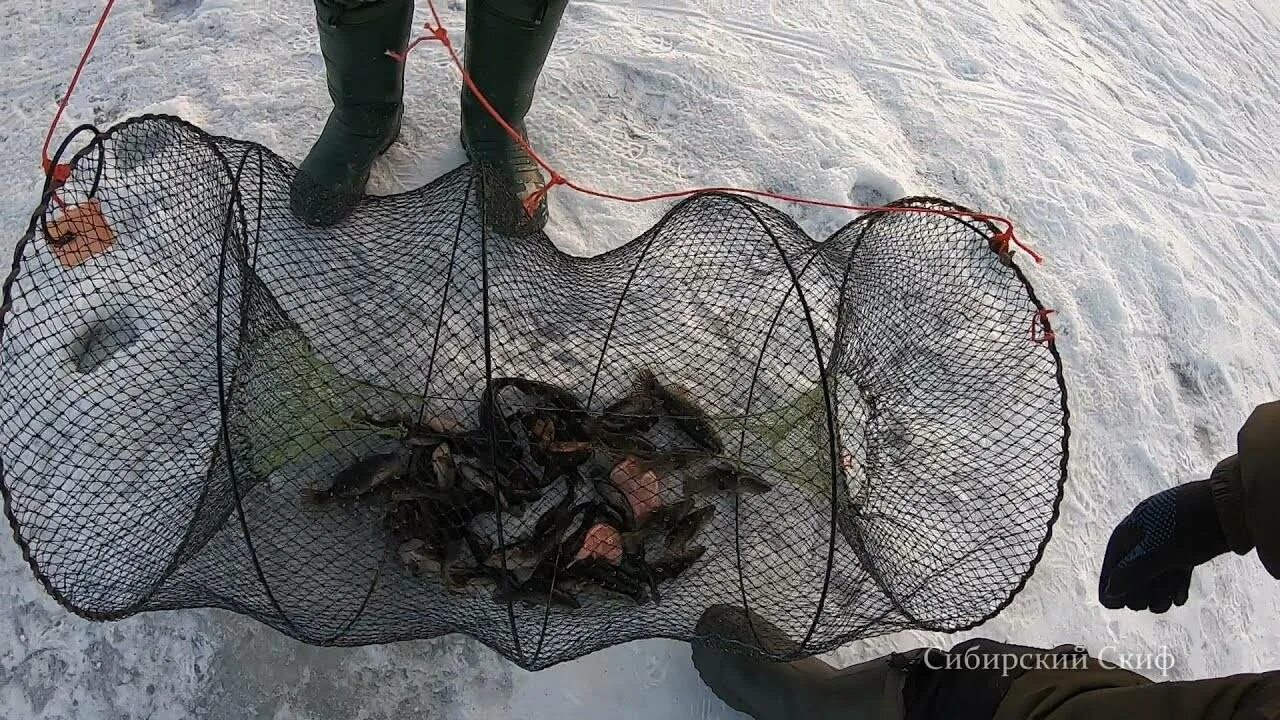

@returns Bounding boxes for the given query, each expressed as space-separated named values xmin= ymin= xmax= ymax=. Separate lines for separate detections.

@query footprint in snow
xmin=944 ymin=54 xmax=992 ymax=82
xmin=847 ymin=166 xmax=906 ymax=207
xmin=147 ymin=0 xmax=202 ymax=21
xmin=1132 ymin=146 xmax=1199 ymax=189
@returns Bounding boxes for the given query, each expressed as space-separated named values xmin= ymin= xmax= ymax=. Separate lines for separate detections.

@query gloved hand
xmin=1098 ymin=479 xmax=1230 ymax=613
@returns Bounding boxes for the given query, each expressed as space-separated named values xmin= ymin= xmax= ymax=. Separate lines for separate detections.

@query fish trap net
xmin=1 ymin=116 xmax=1067 ymax=669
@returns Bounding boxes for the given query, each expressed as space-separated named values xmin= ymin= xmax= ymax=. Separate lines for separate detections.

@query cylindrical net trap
xmin=0 ymin=116 xmax=1067 ymax=669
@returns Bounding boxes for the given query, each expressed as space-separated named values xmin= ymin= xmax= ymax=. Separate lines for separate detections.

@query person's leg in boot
xmin=692 ymin=605 xmax=912 ymax=720
xmin=291 ymin=0 xmax=413 ymax=227
xmin=461 ymin=0 xmax=568 ymax=236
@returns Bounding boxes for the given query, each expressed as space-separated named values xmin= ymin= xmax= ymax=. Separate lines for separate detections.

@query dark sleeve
xmin=1210 ymin=401 xmax=1280 ymax=578
xmin=994 ymin=668 xmax=1280 ymax=720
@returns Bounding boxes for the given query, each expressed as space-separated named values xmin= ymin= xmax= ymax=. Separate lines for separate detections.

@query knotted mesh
xmin=1 ymin=115 xmax=1067 ymax=669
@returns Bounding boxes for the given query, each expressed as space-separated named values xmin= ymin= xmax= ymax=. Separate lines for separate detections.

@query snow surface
xmin=2 ymin=0 xmax=1279 ymax=717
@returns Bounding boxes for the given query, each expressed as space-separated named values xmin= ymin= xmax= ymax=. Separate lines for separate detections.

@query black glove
xmin=1098 ymin=479 xmax=1230 ymax=613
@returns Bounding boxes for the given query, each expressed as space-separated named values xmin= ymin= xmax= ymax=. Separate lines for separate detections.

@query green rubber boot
xmin=461 ymin=0 xmax=568 ymax=237
xmin=290 ymin=0 xmax=414 ymax=227
xmin=691 ymin=605 xmax=911 ymax=720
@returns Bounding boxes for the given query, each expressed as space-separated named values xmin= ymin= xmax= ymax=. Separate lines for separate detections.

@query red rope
xmin=41 ymin=0 xmax=119 ymax=192
xmin=1030 ymin=309 xmax=1057 ymax=345
xmin=42 ymin=0 xmax=1045 ymax=266
xmin=402 ymin=0 xmax=1042 ymax=264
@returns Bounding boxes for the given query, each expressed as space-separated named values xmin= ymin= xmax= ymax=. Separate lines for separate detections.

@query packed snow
xmin=2 ymin=0 xmax=1279 ymax=717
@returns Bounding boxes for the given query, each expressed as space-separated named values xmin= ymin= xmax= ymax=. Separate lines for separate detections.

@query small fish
xmin=455 ymin=455 xmax=538 ymax=509
xmin=486 ymin=502 xmax=577 ymax=582
xmin=538 ymin=441 xmax=591 ymax=476
xmin=632 ymin=448 xmax=713 ymax=475
xmin=481 ymin=377 xmax=588 ymax=440
xmin=444 ymin=565 xmax=496 ymax=591
xmin=447 ymin=429 xmax=492 ymax=458
xmin=398 ymin=538 xmax=435 ymax=572
xmin=507 ymin=462 xmax=557 ymax=496
xmin=599 ymin=482 xmax=641 ymax=532
xmin=484 ymin=539 xmax=539 ymax=568
xmin=302 ymin=449 xmax=408 ymax=504
xmin=650 ymin=544 xmax=706 ymax=581
xmin=405 ymin=445 xmax=434 ymax=484
xmin=498 ymin=377 xmax=585 ymax=412
xmin=437 ymin=538 xmax=465 ymax=587
xmin=485 ymin=548 xmax=544 ymax=585
xmin=432 ymin=443 xmax=456 ymax=489
xmin=423 ymin=415 xmax=467 ymax=435
xmin=619 ymin=498 xmax=694 ymax=555
xmin=384 ymin=499 xmax=426 ymax=538
xmin=612 ymin=544 xmax=663 ymax=600
xmin=461 ymin=528 xmax=494 ymax=566
xmin=538 ymin=442 xmax=593 ymax=480
xmin=399 ymin=534 xmax=452 ymax=576
xmin=591 ymin=431 xmax=658 ymax=457
xmin=494 ymin=579 xmax=581 ymax=609
xmin=388 ymin=484 xmax=456 ymax=503
xmin=684 ymin=463 xmax=772 ymax=498
xmin=649 ymin=497 xmax=696 ymax=527
xmin=595 ymin=501 xmax=631 ymax=532
xmin=390 ymin=488 xmax=495 ymax=554
xmin=595 ymin=377 xmax=661 ymax=435
xmin=665 ymin=504 xmax=715 ymax=554
xmin=530 ymin=416 xmax=556 ymax=446
xmin=399 ymin=537 xmax=477 ymax=590
xmin=354 ymin=407 xmax=465 ymax=438
xmin=525 ymin=479 xmax=580 ymax=556
xmin=639 ymin=370 xmax=724 ymax=454
xmin=403 ymin=416 xmax=466 ymax=445
xmin=455 ymin=456 xmax=498 ymax=494
xmin=569 ymin=558 xmax=647 ymax=603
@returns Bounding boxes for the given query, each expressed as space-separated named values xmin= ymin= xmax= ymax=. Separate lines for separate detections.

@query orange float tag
xmin=574 ymin=523 xmax=623 ymax=565
xmin=610 ymin=457 xmax=664 ymax=523
xmin=46 ymin=199 xmax=116 ymax=268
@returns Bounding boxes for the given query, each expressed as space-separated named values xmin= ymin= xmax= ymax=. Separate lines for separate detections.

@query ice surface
xmin=2 ymin=0 xmax=1279 ymax=717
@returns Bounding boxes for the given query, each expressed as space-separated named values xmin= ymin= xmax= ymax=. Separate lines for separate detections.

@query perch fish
xmin=302 ymin=448 xmax=409 ymax=504
xmin=684 ymin=462 xmax=773 ymax=498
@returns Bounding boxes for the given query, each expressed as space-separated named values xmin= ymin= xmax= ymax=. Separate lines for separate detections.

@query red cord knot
xmin=522 ymin=173 xmax=566 ymax=218
xmin=990 ymin=224 xmax=1043 ymax=266
xmin=428 ymin=25 xmax=451 ymax=47
xmin=1030 ymin=309 xmax=1057 ymax=345
xmin=386 ymin=25 xmax=450 ymax=63
xmin=42 ymin=157 xmax=72 ymax=187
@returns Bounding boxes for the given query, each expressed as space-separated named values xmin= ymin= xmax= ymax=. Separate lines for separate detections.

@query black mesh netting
xmin=1 ymin=115 xmax=1067 ymax=669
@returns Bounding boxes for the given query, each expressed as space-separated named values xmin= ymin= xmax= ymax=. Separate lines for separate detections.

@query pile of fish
xmin=302 ymin=370 xmax=772 ymax=609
